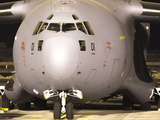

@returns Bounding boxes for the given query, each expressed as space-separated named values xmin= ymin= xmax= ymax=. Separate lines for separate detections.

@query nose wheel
xmin=66 ymin=103 xmax=74 ymax=119
xmin=53 ymin=102 xmax=74 ymax=119
xmin=53 ymin=103 xmax=61 ymax=119
xmin=44 ymin=90 xmax=83 ymax=119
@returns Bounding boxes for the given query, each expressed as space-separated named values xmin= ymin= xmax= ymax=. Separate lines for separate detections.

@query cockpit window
xmin=38 ymin=40 xmax=43 ymax=51
xmin=76 ymin=22 xmax=87 ymax=34
xmin=33 ymin=21 xmax=95 ymax=35
xmin=72 ymin=14 xmax=79 ymax=20
xmin=83 ymin=21 xmax=95 ymax=35
xmin=47 ymin=14 xmax=54 ymax=20
xmin=79 ymin=40 xmax=86 ymax=51
xmin=38 ymin=22 xmax=48 ymax=34
xmin=33 ymin=21 xmax=43 ymax=35
xmin=47 ymin=23 xmax=60 ymax=32
xmin=62 ymin=23 xmax=76 ymax=32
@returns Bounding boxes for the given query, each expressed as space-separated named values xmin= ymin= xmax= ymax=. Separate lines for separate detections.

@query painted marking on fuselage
xmin=121 ymin=72 xmax=124 ymax=77
xmin=119 ymin=36 xmax=126 ymax=40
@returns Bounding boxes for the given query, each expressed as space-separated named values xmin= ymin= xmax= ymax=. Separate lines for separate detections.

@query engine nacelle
xmin=5 ymin=74 xmax=33 ymax=104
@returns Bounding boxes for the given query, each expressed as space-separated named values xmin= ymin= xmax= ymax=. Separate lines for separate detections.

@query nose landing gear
xmin=43 ymin=89 xmax=83 ymax=119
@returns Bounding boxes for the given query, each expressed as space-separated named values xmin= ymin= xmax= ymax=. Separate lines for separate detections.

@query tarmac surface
xmin=1 ymin=97 xmax=160 ymax=120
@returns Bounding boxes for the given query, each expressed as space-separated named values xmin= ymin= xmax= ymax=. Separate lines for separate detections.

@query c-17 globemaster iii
xmin=1 ymin=0 xmax=160 ymax=119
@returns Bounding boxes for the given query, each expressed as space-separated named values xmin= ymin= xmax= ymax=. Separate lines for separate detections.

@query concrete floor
xmin=1 ymin=97 xmax=160 ymax=120
xmin=1 ymin=109 xmax=160 ymax=120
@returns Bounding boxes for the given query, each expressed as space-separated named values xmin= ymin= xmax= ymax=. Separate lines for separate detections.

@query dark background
xmin=143 ymin=0 xmax=160 ymax=50
xmin=0 ymin=0 xmax=160 ymax=49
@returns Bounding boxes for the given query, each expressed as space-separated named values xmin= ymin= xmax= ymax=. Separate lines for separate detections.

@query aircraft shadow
xmin=0 ymin=113 xmax=25 ymax=119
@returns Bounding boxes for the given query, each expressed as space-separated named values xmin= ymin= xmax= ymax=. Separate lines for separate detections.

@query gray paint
xmin=0 ymin=0 xmax=159 ymax=110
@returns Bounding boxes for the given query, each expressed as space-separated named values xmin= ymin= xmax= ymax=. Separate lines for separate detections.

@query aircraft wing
xmin=132 ymin=1 xmax=160 ymax=23
xmin=0 ymin=0 xmax=45 ymax=24
xmin=0 ymin=0 xmax=160 ymax=23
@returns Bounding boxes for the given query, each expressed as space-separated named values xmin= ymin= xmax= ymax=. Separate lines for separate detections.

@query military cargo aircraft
xmin=1 ymin=0 xmax=160 ymax=119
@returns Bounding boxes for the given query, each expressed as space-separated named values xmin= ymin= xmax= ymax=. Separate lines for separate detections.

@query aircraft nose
xmin=43 ymin=37 xmax=78 ymax=80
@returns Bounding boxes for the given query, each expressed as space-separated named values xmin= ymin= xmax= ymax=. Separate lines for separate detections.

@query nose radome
xmin=43 ymin=37 xmax=79 ymax=80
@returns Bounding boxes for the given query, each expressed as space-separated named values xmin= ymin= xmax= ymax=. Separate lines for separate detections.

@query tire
xmin=66 ymin=103 xmax=74 ymax=119
xmin=53 ymin=103 xmax=61 ymax=119
xmin=2 ymin=95 xmax=10 ymax=109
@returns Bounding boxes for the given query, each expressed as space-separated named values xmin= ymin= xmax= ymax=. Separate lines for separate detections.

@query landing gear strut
xmin=59 ymin=91 xmax=67 ymax=113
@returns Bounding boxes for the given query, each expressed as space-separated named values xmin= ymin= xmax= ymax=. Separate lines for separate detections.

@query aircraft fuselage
xmin=13 ymin=0 xmax=134 ymax=103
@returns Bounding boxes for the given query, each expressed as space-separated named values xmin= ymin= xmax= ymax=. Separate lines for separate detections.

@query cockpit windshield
xmin=33 ymin=21 xmax=95 ymax=35
xmin=76 ymin=22 xmax=87 ymax=34
xmin=47 ymin=23 xmax=60 ymax=32
xmin=62 ymin=23 xmax=76 ymax=32
xmin=83 ymin=21 xmax=95 ymax=35
xmin=38 ymin=22 xmax=48 ymax=34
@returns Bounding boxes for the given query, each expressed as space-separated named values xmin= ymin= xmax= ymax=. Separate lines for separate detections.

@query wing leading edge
xmin=132 ymin=1 xmax=160 ymax=23
xmin=0 ymin=0 xmax=46 ymax=24
xmin=1 ymin=0 xmax=160 ymax=24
